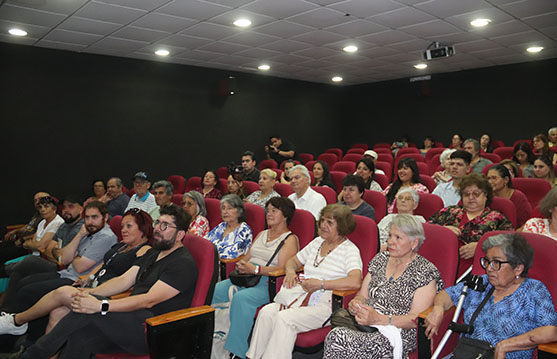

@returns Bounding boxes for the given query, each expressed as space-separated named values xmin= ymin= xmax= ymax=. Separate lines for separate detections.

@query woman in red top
xmin=487 ymin=164 xmax=532 ymax=227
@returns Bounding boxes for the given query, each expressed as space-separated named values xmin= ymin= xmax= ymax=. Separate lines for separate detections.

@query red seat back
xmin=362 ymin=190 xmax=387 ymax=223
xmin=393 ymin=193 xmax=443 ymax=220
xmin=185 ymin=177 xmax=201 ymax=192
xmin=425 ymin=148 xmax=446 ymax=163
xmin=395 ymin=147 xmax=420 ymax=158
xmin=341 ymin=153 xmax=362 ymax=163
xmin=331 ymin=161 xmax=356 ymax=174
xmin=394 ymin=154 xmax=426 ymax=172
xmin=108 ymin=215 xmax=123 ymax=242
xmin=491 ymin=140 xmax=505 ymax=149
xmin=304 ymin=160 xmax=316 ymax=171
xmin=317 ymin=153 xmax=338 ymax=168
xmin=298 ymin=153 xmax=314 ymax=164
xmin=243 ymin=181 xmax=259 ymax=195
xmin=329 ymin=171 xmax=345 ymax=194
xmin=167 ymin=175 xmax=186 ymax=194
xmin=204 ymin=198 xmax=221 ymax=230
xmin=258 ymin=159 xmax=278 ymax=170
xmin=373 ymin=173 xmax=389 ymax=190
xmin=493 ymin=146 xmax=514 ymax=160
xmin=373 ymin=143 xmax=391 ymax=149
xmin=325 ymin=148 xmax=343 ymax=160
xmin=183 ymin=234 xmax=219 ymax=306
xmin=513 ymin=139 xmax=533 ymax=148
xmin=351 ymin=143 xmax=369 ymax=150
xmin=273 ymin=182 xmax=294 ymax=197
xmin=245 ymin=203 xmax=265 ymax=237
xmin=490 ymin=197 xmax=517 ymax=228
xmin=428 ymin=154 xmax=442 ymax=175
xmin=217 ymin=166 xmax=229 ymax=179
xmin=481 ymin=153 xmax=501 ymax=163
xmin=219 ymin=178 xmax=228 ymax=194
xmin=374 ymin=148 xmax=392 ymax=155
xmin=377 ymin=153 xmax=393 ymax=166
xmin=375 ymin=161 xmax=392 ymax=182
xmin=481 ymin=163 xmax=497 ymax=175
xmin=420 ymin=223 xmax=460 ymax=286
xmin=416 ymin=162 xmax=429 ymax=178
xmin=419 ymin=174 xmax=436 ymax=192
xmin=512 ymin=178 xmax=552 ymax=209
xmin=171 ymin=194 xmax=183 ymax=206
xmin=288 ymin=209 xmax=316 ymax=250
xmin=346 ymin=148 xmax=364 ymax=155
xmin=311 ymin=186 xmax=336 ymax=205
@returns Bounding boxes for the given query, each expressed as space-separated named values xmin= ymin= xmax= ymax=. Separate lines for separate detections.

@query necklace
xmin=313 ymin=238 xmax=344 ymax=267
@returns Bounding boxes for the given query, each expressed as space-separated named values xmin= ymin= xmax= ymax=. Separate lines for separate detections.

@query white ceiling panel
xmin=197 ymin=40 xmax=250 ymax=54
xmin=368 ymin=7 xmax=436 ymax=29
xmin=112 ymin=26 xmax=170 ymax=42
xmin=240 ymin=0 xmax=317 ymax=19
xmin=490 ymin=30 xmax=551 ymax=46
xmin=253 ymin=20 xmax=314 ymax=38
xmin=6 ymin=0 xmax=89 ymax=15
xmin=74 ymin=1 xmax=146 ymax=25
xmin=259 ymin=39 xmax=311 ymax=53
xmin=173 ymin=49 xmax=222 ymax=61
xmin=399 ymin=20 xmax=462 ymax=38
xmin=91 ymin=36 xmax=148 ymax=51
xmin=328 ymin=0 xmax=404 ymax=18
xmin=324 ymin=19 xmax=388 ymax=37
xmin=522 ymin=11 xmax=557 ymax=28
xmin=0 ymin=4 xmax=66 ymax=27
xmin=444 ymin=7 xmax=515 ymax=31
xmin=181 ymin=22 xmax=237 ymax=40
xmin=286 ymin=7 xmax=347 ymax=29
xmin=130 ymin=13 xmax=197 ymax=33
xmin=0 ymin=19 xmax=50 ymax=38
xmin=293 ymin=46 xmax=339 ymax=59
xmin=35 ymin=39 xmax=87 ymax=51
xmin=58 ymin=17 xmax=121 ymax=36
xmin=290 ymin=30 xmax=347 ymax=46
xmin=499 ymin=0 xmax=557 ymax=19
xmin=207 ymin=9 xmax=275 ymax=27
xmin=99 ymin=0 xmax=172 ymax=12
xmin=156 ymin=1 xmax=231 ymax=21
xmin=221 ymin=31 xmax=280 ymax=47
xmin=235 ymin=46 xmax=281 ymax=59
xmin=43 ymin=28 xmax=102 ymax=45
xmin=357 ymin=30 xmax=416 ymax=46
xmin=0 ymin=32 xmax=36 ymax=44
xmin=455 ymin=39 xmax=504 ymax=52
xmin=155 ymin=34 xmax=211 ymax=49
xmin=415 ymin=0 xmax=493 ymax=19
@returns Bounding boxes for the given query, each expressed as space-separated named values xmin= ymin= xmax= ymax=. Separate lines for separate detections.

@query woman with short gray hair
xmin=182 ymin=191 xmax=209 ymax=237
xmin=205 ymin=194 xmax=253 ymax=259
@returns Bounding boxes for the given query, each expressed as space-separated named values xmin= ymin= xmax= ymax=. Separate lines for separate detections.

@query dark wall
xmin=2 ymin=41 xmax=555 ymax=225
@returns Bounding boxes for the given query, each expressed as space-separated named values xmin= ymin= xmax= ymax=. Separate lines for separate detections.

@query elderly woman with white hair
xmin=432 ymin=148 xmax=456 ymax=184
xmin=245 ymin=169 xmax=281 ymax=208
xmin=182 ymin=191 xmax=210 ymax=237
xmin=324 ymin=214 xmax=443 ymax=359
xmin=377 ymin=188 xmax=426 ymax=251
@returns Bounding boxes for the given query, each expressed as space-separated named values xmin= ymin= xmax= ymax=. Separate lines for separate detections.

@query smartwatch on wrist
xmin=254 ymin=265 xmax=260 ymax=275
xmin=101 ymin=300 xmax=109 ymax=316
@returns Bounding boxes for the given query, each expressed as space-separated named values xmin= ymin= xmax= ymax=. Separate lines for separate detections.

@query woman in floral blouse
xmin=182 ymin=191 xmax=210 ymax=237
xmin=523 ymin=187 xmax=557 ymax=240
xmin=429 ymin=173 xmax=513 ymax=267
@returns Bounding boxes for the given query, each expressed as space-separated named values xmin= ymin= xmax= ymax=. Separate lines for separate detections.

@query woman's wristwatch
xmin=254 ymin=265 xmax=260 ymax=275
xmin=320 ymin=279 xmax=325 ymax=292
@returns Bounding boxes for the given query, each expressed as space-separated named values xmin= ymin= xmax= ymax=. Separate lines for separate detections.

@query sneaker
xmin=0 ymin=313 xmax=27 ymax=336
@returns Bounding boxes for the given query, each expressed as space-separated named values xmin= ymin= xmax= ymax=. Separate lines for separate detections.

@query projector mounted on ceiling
xmin=423 ymin=42 xmax=455 ymax=60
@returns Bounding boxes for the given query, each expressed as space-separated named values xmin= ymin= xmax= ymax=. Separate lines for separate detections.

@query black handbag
xmin=229 ymin=233 xmax=292 ymax=288
xmin=452 ymin=287 xmax=496 ymax=359
xmin=330 ymin=308 xmax=378 ymax=333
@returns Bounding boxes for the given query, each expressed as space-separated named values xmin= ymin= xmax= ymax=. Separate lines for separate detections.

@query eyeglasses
xmin=153 ymin=220 xmax=177 ymax=231
xmin=461 ymin=190 xmax=485 ymax=198
xmin=480 ymin=257 xmax=510 ymax=271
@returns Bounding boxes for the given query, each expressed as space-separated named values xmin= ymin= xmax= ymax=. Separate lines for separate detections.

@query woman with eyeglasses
xmin=182 ymin=191 xmax=210 ymax=237
xmin=430 ymin=173 xmax=513 ymax=261
xmin=424 ymin=233 xmax=557 ymax=359
xmin=523 ymin=187 xmax=557 ymax=240
xmin=0 ymin=209 xmax=152 ymax=340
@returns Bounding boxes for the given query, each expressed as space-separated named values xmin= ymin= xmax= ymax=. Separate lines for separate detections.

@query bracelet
xmin=320 ymin=279 xmax=325 ymax=292
xmin=388 ymin=314 xmax=392 ymax=325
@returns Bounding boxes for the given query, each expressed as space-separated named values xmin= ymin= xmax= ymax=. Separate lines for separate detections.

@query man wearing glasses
xmin=12 ymin=206 xmax=197 ymax=359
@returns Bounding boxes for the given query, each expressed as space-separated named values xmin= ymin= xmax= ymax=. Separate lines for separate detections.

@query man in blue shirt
xmin=432 ymin=150 xmax=472 ymax=207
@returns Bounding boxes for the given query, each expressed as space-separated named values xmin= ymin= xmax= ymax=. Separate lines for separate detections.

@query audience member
xmin=227 ymin=170 xmax=246 ymax=199
xmin=533 ymin=155 xmax=557 ymax=187
xmin=148 ymin=180 xmax=175 ymax=221
xmin=464 ymin=138 xmax=492 ymax=173
xmin=513 ymin=142 xmax=536 ymax=177
xmin=420 ymin=136 xmax=435 ymax=156
xmin=487 ymin=164 xmax=531 ymax=227
xmin=451 ymin=133 xmax=464 ymax=150
xmin=82 ymin=180 xmax=106 ymax=207
xmin=245 ymin=169 xmax=280 ymax=208
xmin=182 ymin=191 xmax=210 ymax=237
xmin=313 ymin=160 xmax=336 ymax=191
xmin=287 ymin=165 xmax=327 ymax=220
xmin=479 ymin=133 xmax=493 ymax=153
xmin=432 ymin=150 xmax=472 ymax=207
xmin=205 ymin=194 xmax=252 ymax=259
xmin=533 ymin=133 xmax=557 ymax=163
xmin=377 ymin=189 xmax=425 ymax=251
xmin=241 ymin=151 xmax=260 ymax=182
xmin=356 ymin=158 xmax=382 ymax=191
xmin=194 ymin=170 xmax=223 ymax=199
xmin=432 ymin=148 xmax=456 ymax=184
xmin=362 ymin=150 xmax=385 ymax=175
xmin=548 ymin=127 xmax=557 ymax=147
xmin=383 ymin=158 xmax=429 ymax=213
xmin=265 ymin=135 xmax=298 ymax=164
xmin=523 ymin=187 xmax=557 ymax=239
xmin=280 ymin=159 xmax=296 ymax=184
xmin=500 ymin=159 xmax=521 ymax=178
xmin=340 ymin=175 xmax=375 ymax=220
xmin=430 ymin=173 xmax=513 ymax=260
xmin=100 ymin=177 xmax=129 ymax=217
xmin=5 ymin=206 xmax=196 ymax=359
xmin=3 ymin=192 xmax=50 ymax=242
xmin=390 ymin=137 xmax=408 ymax=156
xmin=125 ymin=172 xmax=157 ymax=213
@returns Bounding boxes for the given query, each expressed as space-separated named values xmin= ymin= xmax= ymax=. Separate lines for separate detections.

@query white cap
xmin=363 ymin=150 xmax=378 ymax=160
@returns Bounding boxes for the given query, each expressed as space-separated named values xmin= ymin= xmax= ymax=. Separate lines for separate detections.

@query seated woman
xmin=324 ymin=214 xmax=443 ymax=359
xmin=487 ymin=164 xmax=532 ymax=227
xmin=339 ymin=158 xmax=382 ymax=202
xmin=433 ymin=148 xmax=456 ymax=184
xmin=451 ymin=133 xmax=464 ymax=150
xmin=280 ymin=160 xmax=296 ymax=184
xmin=211 ymin=197 xmax=299 ymax=358
xmin=424 ymin=233 xmax=557 ymax=359
xmin=83 ymin=180 xmax=106 ymax=207
xmin=246 ymin=204 xmax=363 ymax=359
xmin=377 ymin=188 xmax=425 ymax=251
xmin=340 ymin=175 xmax=375 ymax=220
xmin=479 ymin=133 xmax=493 ymax=153
xmin=194 ymin=170 xmax=223 ymax=199
xmin=500 ymin=159 xmax=521 ymax=178
xmin=420 ymin=136 xmax=435 ymax=156
xmin=533 ymin=155 xmax=557 ymax=187
xmin=430 ymin=173 xmax=513 ymax=262
xmin=513 ymin=142 xmax=536 ymax=177
xmin=383 ymin=157 xmax=429 ymax=213
xmin=182 ymin=191 xmax=210 ymax=237
xmin=206 ymin=194 xmax=253 ymax=259
xmin=313 ymin=160 xmax=336 ymax=191
xmin=227 ymin=170 xmax=246 ymax=200
xmin=523 ymin=187 xmax=557 ymax=240
xmin=0 ymin=209 xmax=152 ymax=340
xmin=533 ymin=133 xmax=557 ymax=164
xmin=245 ymin=169 xmax=280 ymax=208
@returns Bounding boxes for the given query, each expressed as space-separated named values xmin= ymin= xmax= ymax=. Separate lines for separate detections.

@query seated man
xmin=99 ymin=177 xmax=129 ymax=217
xmin=8 ymin=206 xmax=197 ymax=359
xmin=464 ymin=138 xmax=492 ymax=173
xmin=265 ymin=135 xmax=299 ymax=164
xmin=432 ymin=150 xmax=472 ymax=207
xmin=340 ymin=174 xmax=375 ymax=220
xmin=125 ymin=172 xmax=156 ymax=213
xmin=148 ymin=180 xmax=175 ymax=221
xmin=242 ymin=151 xmax=260 ymax=182
xmin=287 ymin=165 xmax=326 ymax=220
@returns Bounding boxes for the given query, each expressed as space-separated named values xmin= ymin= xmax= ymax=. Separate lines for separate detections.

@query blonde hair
xmin=260 ymin=168 xmax=277 ymax=180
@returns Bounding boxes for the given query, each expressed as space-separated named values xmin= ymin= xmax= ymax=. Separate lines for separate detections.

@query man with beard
xmin=1 ymin=197 xmax=85 ymax=311
xmin=99 ymin=177 xmax=129 ymax=217
xmin=6 ymin=205 xmax=197 ymax=359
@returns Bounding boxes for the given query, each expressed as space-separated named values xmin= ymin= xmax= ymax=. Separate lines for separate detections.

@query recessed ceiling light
xmin=331 ymin=76 xmax=343 ymax=82
xmin=343 ymin=45 xmax=358 ymax=53
xmin=258 ymin=64 xmax=270 ymax=71
xmin=9 ymin=28 xmax=27 ymax=36
xmin=526 ymin=46 xmax=544 ymax=53
xmin=470 ymin=18 xmax=491 ymax=27
xmin=155 ymin=49 xmax=169 ymax=56
xmin=233 ymin=18 xmax=251 ymax=27
xmin=414 ymin=63 xmax=428 ymax=69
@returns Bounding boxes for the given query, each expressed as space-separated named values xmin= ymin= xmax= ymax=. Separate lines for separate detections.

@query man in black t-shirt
xmin=265 ymin=135 xmax=299 ymax=165
xmin=17 ymin=206 xmax=197 ymax=359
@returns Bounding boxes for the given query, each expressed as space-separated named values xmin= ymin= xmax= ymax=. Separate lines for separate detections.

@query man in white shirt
xmin=287 ymin=165 xmax=326 ymax=220
xmin=432 ymin=150 xmax=472 ymax=207
xmin=125 ymin=172 xmax=157 ymax=213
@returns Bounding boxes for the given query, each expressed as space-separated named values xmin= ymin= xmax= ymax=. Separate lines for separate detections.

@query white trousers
xmin=246 ymin=291 xmax=332 ymax=359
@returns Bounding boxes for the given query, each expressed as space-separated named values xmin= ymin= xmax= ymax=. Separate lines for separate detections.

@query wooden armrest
xmin=268 ymin=266 xmax=304 ymax=277
xmin=538 ymin=341 xmax=557 ymax=354
xmin=146 ymin=305 xmax=215 ymax=327
xmin=110 ymin=290 xmax=132 ymax=299
xmin=6 ymin=224 xmax=25 ymax=232
xmin=220 ymin=255 xmax=245 ymax=264
xmin=79 ymin=263 xmax=103 ymax=281
xmin=332 ymin=289 xmax=358 ymax=297
xmin=418 ymin=306 xmax=434 ymax=319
